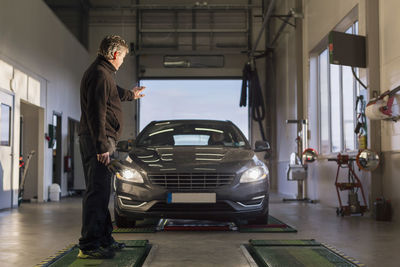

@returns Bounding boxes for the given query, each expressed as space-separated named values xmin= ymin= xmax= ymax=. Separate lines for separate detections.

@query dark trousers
xmin=78 ymin=135 xmax=115 ymax=251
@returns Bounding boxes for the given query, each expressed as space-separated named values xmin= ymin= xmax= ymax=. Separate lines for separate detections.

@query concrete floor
xmin=0 ymin=193 xmax=399 ymax=267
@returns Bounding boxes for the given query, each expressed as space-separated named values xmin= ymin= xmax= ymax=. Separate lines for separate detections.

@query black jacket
xmin=79 ymin=55 xmax=134 ymax=154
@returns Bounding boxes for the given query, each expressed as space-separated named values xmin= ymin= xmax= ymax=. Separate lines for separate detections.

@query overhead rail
xmin=89 ymin=4 xmax=263 ymax=11
xmin=139 ymin=29 xmax=248 ymax=33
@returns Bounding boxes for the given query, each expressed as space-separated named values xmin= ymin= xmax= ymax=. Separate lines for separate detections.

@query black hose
xmin=241 ymin=61 xmax=267 ymax=141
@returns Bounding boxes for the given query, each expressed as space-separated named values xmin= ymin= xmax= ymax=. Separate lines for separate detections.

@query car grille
xmin=148 ymin=173 xmax=235 ymax=189
xmin=148 ymin=202 xmax=234 ymax=212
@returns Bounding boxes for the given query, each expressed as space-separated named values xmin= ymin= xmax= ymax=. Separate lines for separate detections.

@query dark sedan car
xmin=111 ymin=120 xmax=270 ymax=227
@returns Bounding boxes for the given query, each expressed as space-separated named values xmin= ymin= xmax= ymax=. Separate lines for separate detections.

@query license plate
xmin=167 ymin=193 xmax=216 ymax=203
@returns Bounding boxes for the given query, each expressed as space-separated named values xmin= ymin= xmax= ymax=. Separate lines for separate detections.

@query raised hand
xmin=132 ymin=86 xmax=146 ymax=99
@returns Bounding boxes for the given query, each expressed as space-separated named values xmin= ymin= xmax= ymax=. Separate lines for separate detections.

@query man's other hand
xmin=97 ymin=152 xmax=110 ymax=165
xmin=132 ymin=86 xmax=146 ymax=99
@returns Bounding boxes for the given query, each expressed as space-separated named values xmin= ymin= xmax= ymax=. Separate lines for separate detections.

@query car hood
xmin=129 ymin=146 xmax=257 ymax=173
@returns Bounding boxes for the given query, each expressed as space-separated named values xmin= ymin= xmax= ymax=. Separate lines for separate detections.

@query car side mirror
xmin=116 ymin=140 xmax=134 ymax=152
xmin=254 ymin=140 xmax=270 ymax=152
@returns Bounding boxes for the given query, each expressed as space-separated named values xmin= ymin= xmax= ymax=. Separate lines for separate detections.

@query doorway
xmin=19 ymin=101 xmax=42 ymax=202
xmin=52 ymin=113 xmax=62 ymax=187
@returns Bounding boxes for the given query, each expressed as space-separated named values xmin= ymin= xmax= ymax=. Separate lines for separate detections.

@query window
xmin=0 ymin=104 xmax=11 ymax=146
xmin=318 ymin=22 xmax=360 ymax=154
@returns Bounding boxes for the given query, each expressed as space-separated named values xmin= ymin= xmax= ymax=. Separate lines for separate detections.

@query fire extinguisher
xmin=64 ymin=156 xmax=72 ymax=172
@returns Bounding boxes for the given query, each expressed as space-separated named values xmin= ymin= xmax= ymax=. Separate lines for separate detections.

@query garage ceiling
xmin=44 ymin=0 xmax=260 ymax=52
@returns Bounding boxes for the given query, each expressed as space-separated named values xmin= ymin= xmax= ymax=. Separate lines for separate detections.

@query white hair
xmin=98 ymin=35 xmax=129 ymax=60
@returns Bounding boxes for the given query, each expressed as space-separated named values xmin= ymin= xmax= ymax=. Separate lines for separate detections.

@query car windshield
xmin=136 ymin=121 xmax=249 ymax=148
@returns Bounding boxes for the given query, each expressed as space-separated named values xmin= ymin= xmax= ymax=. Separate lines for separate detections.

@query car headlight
xmin=116 ymin=168 xmax=144 ymax=183
xmin=240 ymin=166 xmax=268 ymax=183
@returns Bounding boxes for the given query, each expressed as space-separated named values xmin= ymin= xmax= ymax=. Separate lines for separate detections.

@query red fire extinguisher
xmin=64 ymin=156 xmax=72 ymax=172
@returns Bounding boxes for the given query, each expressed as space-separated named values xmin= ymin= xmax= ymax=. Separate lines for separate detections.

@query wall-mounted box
xmin=329 ymin=31 xmax=366 ymax=68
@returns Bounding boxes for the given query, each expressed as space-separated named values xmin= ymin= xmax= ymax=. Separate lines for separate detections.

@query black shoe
xmin=77 ymin=247 xmax=115 ymax=259
xmin=105 ymin=241 xmax=126 ymax=251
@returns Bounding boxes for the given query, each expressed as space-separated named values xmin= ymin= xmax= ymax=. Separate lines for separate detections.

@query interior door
xmin=0 ymin=90 xmax=14 ymax=209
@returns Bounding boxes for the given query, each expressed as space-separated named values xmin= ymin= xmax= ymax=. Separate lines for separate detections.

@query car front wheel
xmin=248 ymin=212 xmax=269 ymax=225
xmin=114 ymin=210 xmax=136 ymax=228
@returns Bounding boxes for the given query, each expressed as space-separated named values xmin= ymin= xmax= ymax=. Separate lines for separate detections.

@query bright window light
xmin=139 ymin=80 xmax=248 ymax=138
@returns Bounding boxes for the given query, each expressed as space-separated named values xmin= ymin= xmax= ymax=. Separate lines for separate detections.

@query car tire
xmin=234 ymin=218 xmax=248 ymax=226
xmin=248 ymin=212 xmax=269 ymax=225
xmin=114 ymin=210 xmax=136 ymax=228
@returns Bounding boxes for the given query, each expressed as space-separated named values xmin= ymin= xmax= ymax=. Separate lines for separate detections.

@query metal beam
xmin=89 ymin=4 xmax=261 ymax=11
xmin=276 ymin=16 xmax=295 ymax=28
xmin=269 ymin=10 xmax=294 ymax=47
xmin=251 ymin=0 xmax=275 ymax=56
xmin=139 ymin=29 xmax=248 ymax=33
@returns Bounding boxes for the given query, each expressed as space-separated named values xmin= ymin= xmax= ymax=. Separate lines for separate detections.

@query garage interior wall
xmin=0 ymin=0 xmax=89 ymax=203
xmin=275 ymin=0 xmax=372 ymax=206
xmin=304 ymin=0 xmax=370 ymax=206
xmin=274 ymin=0 xmax=400 ymax=222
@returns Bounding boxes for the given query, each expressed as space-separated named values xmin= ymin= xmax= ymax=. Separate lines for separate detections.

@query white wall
xmin=0 ymin=0 xmax=89 ymax=203
xmin=378 ymin=0 xmax=400 ymax=221
xmin=380 ymin=0 xmax=400 ymax=151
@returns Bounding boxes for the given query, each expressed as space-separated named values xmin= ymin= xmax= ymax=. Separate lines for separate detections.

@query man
xmin=78 ymin=35 xmax=145 ymax=259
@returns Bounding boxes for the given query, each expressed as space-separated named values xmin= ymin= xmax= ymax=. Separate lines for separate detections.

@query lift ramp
xmin=244 ymin=239 xmax=364 ymax=267
xmin=35 ymin=240 xmax=151 ymax=267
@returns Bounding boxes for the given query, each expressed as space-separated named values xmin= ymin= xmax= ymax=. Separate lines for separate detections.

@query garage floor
xmin=0 ymin=193 xmax=399 ymax=267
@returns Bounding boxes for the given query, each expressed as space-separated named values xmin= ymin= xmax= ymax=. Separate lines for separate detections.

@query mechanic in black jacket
xmin=78 ymin=35 xmax=145 ymax=259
